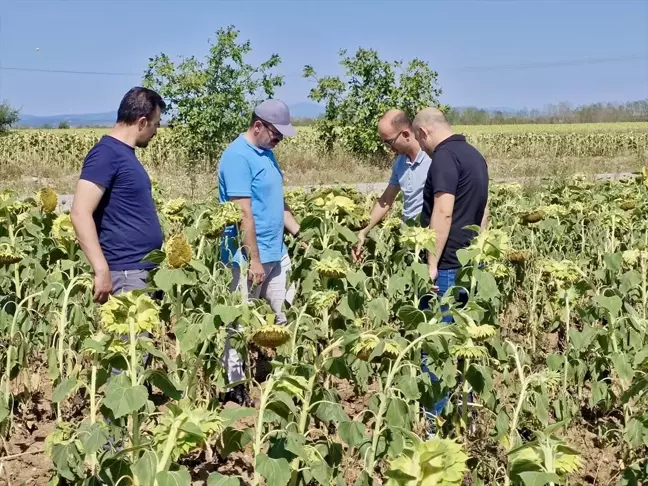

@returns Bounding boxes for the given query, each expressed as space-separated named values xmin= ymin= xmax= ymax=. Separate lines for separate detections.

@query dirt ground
xmin=0 ymin=338 xmax=626 ymax=486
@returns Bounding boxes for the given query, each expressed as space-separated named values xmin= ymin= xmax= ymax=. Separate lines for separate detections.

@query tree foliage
xmin=143 ymin=25 xmax=284 ymax=165
xmin=0 ymin=100 xmax=20 ymax=135
xmin=304 ymin=48 xmax=448 ymax=160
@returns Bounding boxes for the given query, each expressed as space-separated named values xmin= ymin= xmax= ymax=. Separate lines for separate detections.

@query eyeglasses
xmin=261 ymin=120 xmax=283 ymax=139
xmin=383 ymin=131 xmax=403 ymax=147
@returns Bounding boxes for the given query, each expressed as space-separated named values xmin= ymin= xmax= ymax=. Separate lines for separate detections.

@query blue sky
xmin=1 ymin=0 xmax=647 ymax=116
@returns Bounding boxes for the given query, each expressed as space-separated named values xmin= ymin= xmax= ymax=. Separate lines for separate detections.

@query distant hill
xmin=15 ymin=103 xmax=527 ymax=128
xmin=17 ymin=102 xmax=326 ymax=128
xmin=289 ymin=102 xmax=324 ymax=119
xmin=18 ymin=111 xmax=117 ymax=128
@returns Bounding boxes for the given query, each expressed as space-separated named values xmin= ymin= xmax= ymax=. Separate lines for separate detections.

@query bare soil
xmin=0 ymin=336 xmax=627 ymax=486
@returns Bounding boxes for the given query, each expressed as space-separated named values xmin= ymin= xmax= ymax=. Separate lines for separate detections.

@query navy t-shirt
xmin=79 ymin=135 xmax=163 ymax=271
xmin=420 ymin=134 xmax=489 ymax=270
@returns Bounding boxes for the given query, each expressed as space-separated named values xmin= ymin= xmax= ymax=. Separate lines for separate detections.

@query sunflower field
xmin=1 ymin=170 xmax=648 ymax=486
xmin=2 ymin=124 xmax=647 ymax=171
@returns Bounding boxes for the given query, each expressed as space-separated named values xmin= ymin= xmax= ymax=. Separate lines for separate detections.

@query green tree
xmin=0 ymin=101 xmax=20 ymax=135
xmin=58 ymin=120 xmax=70 ymax=129
xmin=143 ymin=25 xmax=284 ymax=168
xmin=304 ymin=48 xmax=448 ymax=160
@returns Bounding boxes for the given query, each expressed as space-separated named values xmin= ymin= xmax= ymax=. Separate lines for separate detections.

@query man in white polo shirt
xmin=352 ymin=109 xmax=432 ymax=261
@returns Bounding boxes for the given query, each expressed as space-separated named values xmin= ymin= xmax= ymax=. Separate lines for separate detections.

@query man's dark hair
xmin=116 ymin=87 xmax=166 ymax=125
xmin=391 ymin=111 xmax=412 ymax=130
xmin=250 ymin=111 xmax=263 ymax=127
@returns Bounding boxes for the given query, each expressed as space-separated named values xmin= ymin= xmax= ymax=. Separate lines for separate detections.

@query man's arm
xmin=70 ymin=179 xmax=112 ymax=303
xmin=480 ymin=202 xmax=489 ymax=231
xmin=428 ymin=192 xmax=455 ymax=270
xmin=230 ymin=196 xmax=265 ymax=283
xmin=283 ymin=201 xmax=300 ymax=236
xmin=362 ymin=183 xmax=400 ymax=234
xmin=423 ymin=151 xmax=459 ymax=285
xmin=351 ymin=183 xmax=399 ymax=261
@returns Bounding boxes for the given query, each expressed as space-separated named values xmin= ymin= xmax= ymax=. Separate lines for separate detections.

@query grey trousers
xmin=111 ymin=269 xmax=149 ymax=295
xmin=222 ymin=253 xmax=291 ymax=384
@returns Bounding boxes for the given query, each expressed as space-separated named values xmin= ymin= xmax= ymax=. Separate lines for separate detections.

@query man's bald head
xmin=412 ymin=107 xmax=453 ymax=155
xmin=412 ymin=107 xmax=450 ymax=130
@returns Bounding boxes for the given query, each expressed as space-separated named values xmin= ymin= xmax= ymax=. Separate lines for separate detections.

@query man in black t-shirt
xmin=411 ymin=107 xmax=489 ymax=437
xmin=413 ymin=107 xmax=489 ymax=296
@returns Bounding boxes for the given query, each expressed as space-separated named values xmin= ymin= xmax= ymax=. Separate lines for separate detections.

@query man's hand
xmin=428 ymin=254 xmax=439 ymax=293
xmin=249 ymin=258 xmax=266 ymax=287
xmin=352 ymin=229 xmax=367 ymax=262
xmin=93 ymin=266 xmax=112 ymax=304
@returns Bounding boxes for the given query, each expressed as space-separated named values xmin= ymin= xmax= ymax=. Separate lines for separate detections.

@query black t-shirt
xmin=420 ymin=134 xmax=489 ymax=270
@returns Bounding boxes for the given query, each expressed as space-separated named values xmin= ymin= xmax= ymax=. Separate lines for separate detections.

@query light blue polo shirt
xmin=218 ymin=134 xmax=286 ymax=266
xmin=388 ymin=149 xmax=432 ymax=221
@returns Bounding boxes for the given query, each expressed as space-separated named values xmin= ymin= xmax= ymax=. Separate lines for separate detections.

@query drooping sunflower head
xmin=450 ymin=342 xmax=489 ymax=360
xmin=52 ymin=214 xmax=76 ymax=246
xmin=466 ymin=324 xmax=497 ymax=341
xmin=619 ymin=199 xmax=636 ymax=211
xmin=309 ymin=290 xmax=339 ymax=314
xmin=353 ymin=336 xmax=379 ymax=361
xmin=353 ymin=336 xmax=402 ymax=362
xmin=314 ymin=256 xmax=348 ymax=279
xmin=521 ymin=210 xmax=544 ymax=224
xmin=538 ymin=258 xmax=582 ymax=288
xmin=166 ymin=233 xmax=192 ymax=269
xmin=401 ymin=226 xmax=436 ymax=252
xmin=252 ymin=324 xmax=291 ymax=349
xmin=218 ymin=201 xmax=243 ymax=225
xmin=506 ymin=250 xmax=531 ymax=264
xmin=100 ymin=291 xmax=160 ymax=335
xmin=202 ymin=202 xmax=243 ymax=239
xmin=36 ymin=187 xmax=58 ymax=213
xmin=382 ymin=217 xmax=402 ymax=232
xmin=162 ymin=198 xmax=187 ymax=220
xmin=0 ymin=243 xmax=23 ymax=265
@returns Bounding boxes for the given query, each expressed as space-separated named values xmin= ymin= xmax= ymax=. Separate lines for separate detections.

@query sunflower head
xmin=619 ymin=199 xmax=636 ymax=211
xmin=506 ymin=250 xmax=531 ymax=264
xmin=36 ymin=187 xmax=58 ymax=213
xmin=162 ymin=198 xmax=187 ymax=222
xmin=382 ymin=217 xmax=402 ymax=232
xmin=401 ymin=226 xmax=436 ymax=252
xmin=52 ymin=214 xmax=76 ymax=246
xmin=100 ymin=291 xmax=160 ymax=335
xmin=252 ymin=324 xmax=291 ymax=349
xmin=353 ymin=336 xmax=402 ymax=362
xmin=522 ymin=210 xmax=544 ymax=224
xmin=466 ymin=324 xmax=497 ymax=341
xmin=166 ymin=233 xmax=192 ymax=268
xmin=0 ymin=243 xmax=23 ymax=265
xmin=314 ymin=256 xmax=348 ymax=279
xmin=309 ymin=290 xmax=339 ymax=314
xmin=450 ymin=342 xmax=489 ymax=360
xmin=202 ymin=202 xmax=243 ymax=239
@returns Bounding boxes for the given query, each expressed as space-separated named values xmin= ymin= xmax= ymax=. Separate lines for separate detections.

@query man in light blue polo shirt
xmin=217 ymin=99 xmax=301 ymax=404
xmin=352 ymin=109 xmax=432 ymax=261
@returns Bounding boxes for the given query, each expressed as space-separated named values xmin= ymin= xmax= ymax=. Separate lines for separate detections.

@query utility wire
xmin=1 ymin=54 xmax=646 ymax=78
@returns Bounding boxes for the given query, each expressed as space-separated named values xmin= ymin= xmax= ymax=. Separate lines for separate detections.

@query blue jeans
xmin=419 ymin=268 xmax=470 ymax=423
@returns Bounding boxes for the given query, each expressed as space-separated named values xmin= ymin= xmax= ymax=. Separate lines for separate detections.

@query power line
xmin=454 ymin=55 xmax=648 ymax=72
xmin=0 ymin=54 xmax=646 ymax=78
xmin=0 ymin=66 xmax=142 ymax=76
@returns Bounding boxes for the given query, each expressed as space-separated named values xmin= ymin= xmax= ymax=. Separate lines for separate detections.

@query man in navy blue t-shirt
xmin=70 ymin=87 xmax=166 ymax=303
